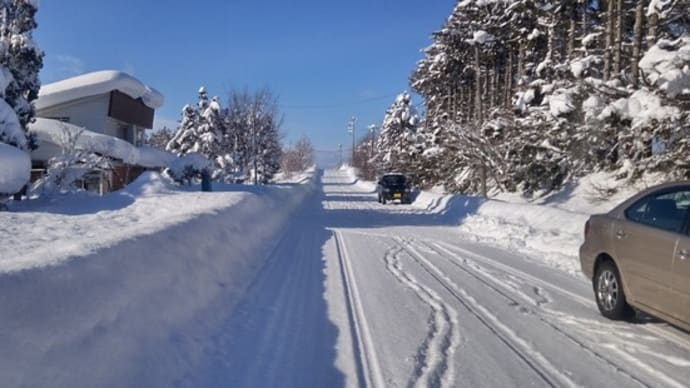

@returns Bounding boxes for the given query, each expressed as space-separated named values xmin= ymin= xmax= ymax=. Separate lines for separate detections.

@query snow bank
xmin=0 ymin=171 xmax=316 ymax=386
xmin=36 ymin=70 xmax=164 ymax=110
xmin=409 ymin=191 xmax=589 ymax=275
xmin=30 ymin=118 xmax=174 ymax=167
xmin=0 ymin=143 xmax=30 ymax=194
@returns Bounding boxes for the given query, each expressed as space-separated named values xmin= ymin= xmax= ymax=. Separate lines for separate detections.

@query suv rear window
xmin=381 ymin=175 xmax=406 ymax=185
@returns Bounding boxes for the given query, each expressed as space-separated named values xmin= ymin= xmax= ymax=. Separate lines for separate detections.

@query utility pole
xmin=347 ymin=116 xmax=357 ymax=165
xmin=252 ymin=113 xmax=258 ymax=185
xmin=368 ymin=124 xmax=377 ymax=160
xmin=338 ymin=143 xmax=343 ymax=167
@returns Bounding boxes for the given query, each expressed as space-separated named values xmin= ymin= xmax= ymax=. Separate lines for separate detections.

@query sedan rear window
xmin=625 ymin=189 xmax=690 ymax=233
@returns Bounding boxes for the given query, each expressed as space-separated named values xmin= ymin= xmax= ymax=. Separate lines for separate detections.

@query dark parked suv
xmin=376 ymin=173 xmax=411 ymax=204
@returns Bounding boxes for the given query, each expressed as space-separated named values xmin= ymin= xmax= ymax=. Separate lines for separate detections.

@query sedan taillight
xmin=584 ymin=220 xmax=591 ymax=239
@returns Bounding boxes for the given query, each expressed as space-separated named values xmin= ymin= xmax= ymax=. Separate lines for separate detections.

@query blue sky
xmin=35 ymin=0 xmax=455 ymax=155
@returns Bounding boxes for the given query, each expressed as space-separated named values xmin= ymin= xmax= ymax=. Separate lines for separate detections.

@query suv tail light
xmin=584 ymin=220 xmax=591 ymax=239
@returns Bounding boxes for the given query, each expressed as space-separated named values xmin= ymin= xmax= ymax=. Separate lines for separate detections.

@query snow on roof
xmin=29 ymin=118 xmax=174 ymax=168
xmin=0 ymin=143 xmax=30 ymax=195
xmin=35 ymin=70 xmax=164 ymax=111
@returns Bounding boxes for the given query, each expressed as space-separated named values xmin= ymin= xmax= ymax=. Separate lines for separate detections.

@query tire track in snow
xmin=396 ymin=238 xmax=575 ymax=388
xmin=334 ymin=231 xmax=386 ymax=388
xmin=432 ymin=240 xmax=690 ymax=353
xmin=422 ymin=239 xmax=686 ymax=388
xmin=381 ymin=244 xmax=461 ymax=388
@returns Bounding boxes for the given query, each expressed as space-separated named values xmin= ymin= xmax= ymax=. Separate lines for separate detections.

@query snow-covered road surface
xmin=183 ymin=169 xmax=690 ymax=388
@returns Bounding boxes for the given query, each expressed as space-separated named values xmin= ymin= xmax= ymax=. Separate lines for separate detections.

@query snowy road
xmin=184 ymin=169 xmax=690 ymax=388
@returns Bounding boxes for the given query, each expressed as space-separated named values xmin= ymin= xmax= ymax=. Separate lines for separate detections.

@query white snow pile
xmin=0 ymin=98 xmax=26 ymax=149
xmin=165 ymin=153 xmax=212 ymax=182
xmin=35 ymin=70 xmax=164 ymax=110
xmin=570 ymin=55 xmax=601 ymax=78
xmin=599 ymin=89 xmax=680 ymax=128
xmin=467 ymin=30 xmax=494 ymax=45
xmin=30 ymin=118 xmax=174 ymax=168
xmin=409 ymin=191 xmax=588 ymax=275
xmin=0 ymin=170 xmax=315 ymax=386
xmin=639 ymin=36 xmax=690 ymax=98
xmin=547 ymin=90 xmax=576 ymax=117
xmin=0 ymin=142 xmax=30 ymax=195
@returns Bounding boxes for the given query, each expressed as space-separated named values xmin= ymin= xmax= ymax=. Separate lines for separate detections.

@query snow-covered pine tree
xmin=0 ymin=0 xmax=43 ymax=151
xmin=166 ymin=103 xmax=200 ymax=156
xmin=373 ymin=92 xmax=421 ymax=177
xmin=167 ymin=87 xmax=230 ymax=180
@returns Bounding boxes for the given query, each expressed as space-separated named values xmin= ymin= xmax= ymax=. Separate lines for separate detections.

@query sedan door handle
xmin=679 ymin=249 xmax=689 ymax=261
xmin=616 ymin=230 xmax=626 ymax=239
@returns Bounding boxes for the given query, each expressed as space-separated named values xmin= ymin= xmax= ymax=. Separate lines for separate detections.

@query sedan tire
xmin=594 ymin=261 xmax=634 ymax=320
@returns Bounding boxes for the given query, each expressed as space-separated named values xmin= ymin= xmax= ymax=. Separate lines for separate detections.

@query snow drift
xmin=0 ymin=171 xmax=316 ymax=386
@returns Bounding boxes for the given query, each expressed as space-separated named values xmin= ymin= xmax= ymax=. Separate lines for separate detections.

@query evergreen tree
xmin=0 ymin=0 xmax=43 ymax=151
xmin=167 ymin=87 xmax=230 ymax=180
xmin=373 ymin=92 xmax=421 ymax=176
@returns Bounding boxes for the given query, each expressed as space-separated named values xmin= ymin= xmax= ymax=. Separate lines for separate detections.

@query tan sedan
xmin=580 ymin=182 xmax=690 ymax=331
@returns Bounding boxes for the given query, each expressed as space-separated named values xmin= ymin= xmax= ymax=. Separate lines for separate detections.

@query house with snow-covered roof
xmin=30 ymin=70 xmax=173 ymax=193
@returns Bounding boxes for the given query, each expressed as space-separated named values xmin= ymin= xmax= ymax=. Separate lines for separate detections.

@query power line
xmin=279 ymin=92 xmax=400 ymax=110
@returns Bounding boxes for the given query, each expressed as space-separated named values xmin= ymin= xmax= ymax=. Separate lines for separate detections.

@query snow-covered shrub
xmin=31 ymin=125 xmax=111 ymax=195
xmin=164 ymin=153 xmax=211 ymax=185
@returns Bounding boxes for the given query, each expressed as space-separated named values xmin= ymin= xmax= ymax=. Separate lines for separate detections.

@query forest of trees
xmin=356 ymin=0 xmax=690 ymax=196
xmin=164 ymin=87 xmax=283 ymax=184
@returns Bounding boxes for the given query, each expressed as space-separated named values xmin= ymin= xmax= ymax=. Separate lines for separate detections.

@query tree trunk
xmin=567 ymin=2 xmax=577 ymax=60
xmin=631 ymin=0 xmax=645 ymax=86
xmin=489 ymin=55 xmax=497 ymax=109
xmin=613 ymin=0 xmax=624 ymax=76
xmin=582 ymin=0 xmax=589 ymax=55
xmin=647 ymin=12 xmax=658 ymax=46
xmin=518 ymin=39 xmax=526 ymax=83
xmin=474 ymin=45 xmax=483 ymax=124
xmin=603 ymin=0 xmax=615 ymax=80
xmin=505 ymin=48 xmax=513 ymax=108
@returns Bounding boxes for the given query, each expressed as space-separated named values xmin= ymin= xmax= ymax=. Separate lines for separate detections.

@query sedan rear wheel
xmin=594 ymin=261 xmax=634 ymax=320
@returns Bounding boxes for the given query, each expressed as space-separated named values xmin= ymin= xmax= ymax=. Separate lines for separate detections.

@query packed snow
xmin=35 ymin=70 xmax=164 ymax=110
xmin=0 ymin=142 xmax=30 ymax=195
